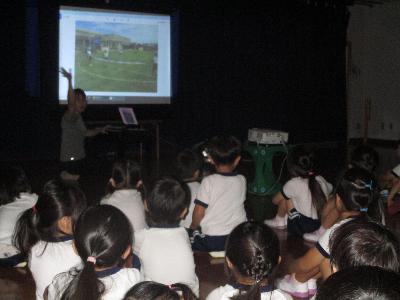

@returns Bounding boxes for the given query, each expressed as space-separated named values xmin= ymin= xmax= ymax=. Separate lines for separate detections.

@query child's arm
xmin=387 ymin=178 xmax=400 ymax=208
xmin=190 ymin=204 xmax=205 ymax=230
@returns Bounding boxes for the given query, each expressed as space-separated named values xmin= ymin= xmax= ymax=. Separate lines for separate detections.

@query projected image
xmin=74 ymin=21 xmax=158 ymax=93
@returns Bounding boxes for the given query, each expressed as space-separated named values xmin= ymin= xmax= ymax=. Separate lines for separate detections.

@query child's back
xmin=134 ymin=177 xmax=199 ymax=295
xmin=101 ymin=159 xmax=147 ymax=232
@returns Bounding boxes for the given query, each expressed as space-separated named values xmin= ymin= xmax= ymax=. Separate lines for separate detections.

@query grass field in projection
xmin=75 ymin=49 xmax=157 ymax=92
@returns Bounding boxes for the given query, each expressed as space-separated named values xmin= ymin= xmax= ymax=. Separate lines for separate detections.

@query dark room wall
xmin=0 ymin=0 xmax=348 ymax=160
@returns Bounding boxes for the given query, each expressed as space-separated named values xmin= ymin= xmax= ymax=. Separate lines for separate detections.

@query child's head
xmin=206 ymin=135 xmax=241 ymax=169
xmin=73 ymin=88 xmax=87 ymax=113
xmin=60 ymin=205 xmax=133 ymax=300
xmin=145 ymin=177 xmax=190 ymax=226
xmin=123 ymin=281 xmax=197 ymax=300
xmin=350 ymin=144 xmax=379 ymax=173
xmin=225 ymin=222 xmax=280 ymax=297
xmin=175 ymin=149 xmax=202 ymax=181
xmin=287 ymin=145 xmax=327 ymax=217
xmin=335 ymin=167 xmax=382 ymax=222
xmin=0 ymin=165 xmax=31 ymax=206
xmin=109 ymin=159 xmax=142 ymax=191
xmin=316 ymin=266 xmax=400 ymax=300
xmin=13 ymin=179 xmax=87 ymax=256
xmin=329 ymin=218 xmax=400 ymax=273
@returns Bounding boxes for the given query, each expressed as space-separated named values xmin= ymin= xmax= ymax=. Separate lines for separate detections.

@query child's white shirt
xmin=29 ymin=238 xmax=81 ymax=300
xmin=0 ymin=192 xmax=38 ymax=245
xmin=195 ymin=173 xmax=247 ymax=236
xmin=206 ymin=284 xmax=293 ymax=300
xmin=180 ymin=181 xmax=200 ymax=228
xmin=101 ymin=189 xmax=147 ymax=232
xmin=282 ymin=176 xmax=333 ymax=219
xmin=133 ymin=226 xmax=199 ymax=296
xmin=316 ymin=218 xmax=353 ymax=257
xmin=47 ymin=266 xmax=142 ymax=300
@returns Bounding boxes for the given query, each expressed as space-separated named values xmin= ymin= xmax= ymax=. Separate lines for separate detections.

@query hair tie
xmin=360 ymin=207 xmax=368 ymax=212
xmin=87 ymin=256 xmax=96 ymax=264
xmin=308 ymin=171 xmax=315 ymax=176
xmin=32 ymin=206 xmax=37 ymax=214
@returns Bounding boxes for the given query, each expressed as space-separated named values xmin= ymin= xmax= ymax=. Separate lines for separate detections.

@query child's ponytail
xmin=12 ymin=207 xmax=39 ymax=256
xmin=60 ymin=205 xmax=132 ymax=300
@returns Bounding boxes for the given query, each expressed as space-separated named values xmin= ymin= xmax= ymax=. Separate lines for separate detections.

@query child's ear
xmin=233 ymin=155 xmax=241 ymax=167
xmin=58 ymin=216 xmax=73 ymax=235
xmin=121 ymin=245 xmax=132 ymax=260
xmin=109 ymin=178 xmax=116 ymax=188
xmin=335 ymin=194 xmax=344 ymax=211
xmin=180 ymin=207 xmax=188 ymax=219
xmin=226 ymin=256 xmax=234 ymax=270
xmin=144 ymin=200 xmax=149 ymax=212
xmin=136 ymin=180 xmax=143 ymax=189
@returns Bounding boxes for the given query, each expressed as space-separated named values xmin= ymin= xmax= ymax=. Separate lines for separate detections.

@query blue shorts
xmin=190 ymin=230 xmax=227 ymax=252
xmin=287 ymin=208 xmax=320 ymax=237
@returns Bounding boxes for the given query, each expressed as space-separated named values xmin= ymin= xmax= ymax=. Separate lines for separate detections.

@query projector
xmin=248 ymin=128 xmax=289 ymax=145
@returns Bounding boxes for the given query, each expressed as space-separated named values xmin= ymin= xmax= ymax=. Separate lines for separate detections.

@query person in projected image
xmin=59 ymin=68 xmax=109 ymax=181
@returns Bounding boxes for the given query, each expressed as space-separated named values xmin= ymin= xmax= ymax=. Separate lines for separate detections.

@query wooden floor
xmin=1 ymin=154 xmax=399 ymax=300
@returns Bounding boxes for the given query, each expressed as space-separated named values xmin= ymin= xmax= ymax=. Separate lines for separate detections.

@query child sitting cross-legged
xmin=133 ymin=176 xmax=199 ymax=296
xmin=190 ymin=135 xmax=247 ymax=252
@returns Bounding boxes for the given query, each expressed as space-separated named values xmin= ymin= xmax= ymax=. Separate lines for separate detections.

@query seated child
xmin=315 ymin=266 xmax=400 ymax=300
xmin=47 ymin=205 xmax=142 ymax=300
xmin=134 ymin=177 xmax=199 ymax=295
xmin=101 ymin=159 xmax=147 ymax=232
xmin=386 ymin=164 xmax=400 ymax=215
xmin=175 ymin=149 xmax=202 ymax=229
xmin=123 ymin=281 xmax=198 ymax=300
xmin=13 ymin=179 xmax=87 ymax=300
xmin=206 ymin=222 xmax=292 ymax=300
xmin=278 ymin=167 xmax=384 ymax=298
xmin=190 ymin=135 xmax=247 ymax=252
xmin=0 ymin=166 xmax=37 ymax=266
xmin=265 ymin=146 xmax=333 ymax=239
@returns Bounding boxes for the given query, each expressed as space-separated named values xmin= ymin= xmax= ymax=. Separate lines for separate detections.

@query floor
xmin=1 ymin=147 xmax=399 ymax=300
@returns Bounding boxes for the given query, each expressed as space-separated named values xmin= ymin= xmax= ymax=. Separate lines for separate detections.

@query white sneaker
xmin=277 ymin=274 xmax=309 ymax=298
xmin=303 ymin=227 xmax=326 ymax=243
xmin=264 ymin=215 xmax=287 ymax=229
xmin=307 ymin=278 xmax=317 ymax=297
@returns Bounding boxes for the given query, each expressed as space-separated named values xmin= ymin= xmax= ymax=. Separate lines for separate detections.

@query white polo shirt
xmin=101 ymin=189 xmax=147 ymax=232
xmin=316 ymin=218 xmax=353 ymax=258
xmin=133 ymin=226 xmax=199 ymax=296
xmin=47 ymin=266 xmax=142 ymax=300
xmin=29 ymin=237 xmax=81 ymax=300
xmin=195 ymin=173 xmax=247 ymax=236
xmin=180 ymin=181 xmax=200 ymax=229
xmin=206 ymin=284 xmax=293 ymax=300
xmin=282 ymin=176 xmax=333 ymax=219
xmin=0 ymin=193 xmax=38 ymax=245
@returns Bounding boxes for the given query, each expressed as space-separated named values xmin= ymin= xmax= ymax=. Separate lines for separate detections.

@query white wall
xmin=347 ymin=3 xmax=400 ymax=141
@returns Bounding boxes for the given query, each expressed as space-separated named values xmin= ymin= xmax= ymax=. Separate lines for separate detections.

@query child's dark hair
xmin=123 ymin=281 xmax=198 ymax=300
xmin=226 ymin=222 xmax=280 ymax=300
xmin=206 ymin=135 xmax=242 ymax=166
xmin=60 ymin=205 xmax=133 ymax=300
xmin=108 ymin=159 xmax=141 ymax=193
xmin=0 ymin=166 xmax=31 ymax=206
xmin=350 ymin=144 xmax=379 ymax=173
xmin=335 ymin=167 xmax=383 ymax=222
xmin=175 ymin=149 xmax=202 ymax=180
xmin=287 ymin=146 xmax=327 ymax=218
xmin=145 ymin=177 xmax=190 ymax=226
xmin=74 ymin=88 xmax=86 ymax=100
xmin=12 ymin=179 xmax=87 ymax=256
xmin=329 ymin=218 xmax=400 ymax=272
xmin=316 ymin=266 xmax=400 ymax=300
